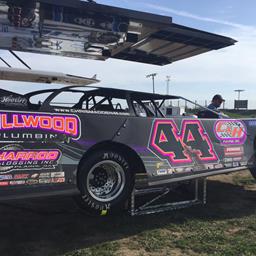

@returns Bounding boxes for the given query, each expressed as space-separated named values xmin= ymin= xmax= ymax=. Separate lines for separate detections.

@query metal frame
xmin=130 ymin=178 xmax=207 ymax=216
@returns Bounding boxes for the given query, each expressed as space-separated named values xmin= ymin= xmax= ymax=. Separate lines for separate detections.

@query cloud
xmin=145 ymin=3 xmax=253 ymax=31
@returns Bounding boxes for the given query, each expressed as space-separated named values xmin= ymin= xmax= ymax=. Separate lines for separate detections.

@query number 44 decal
xmin=149 ymin=120 xmax=218 ymax=166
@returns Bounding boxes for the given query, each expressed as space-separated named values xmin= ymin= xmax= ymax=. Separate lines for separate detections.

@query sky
xmin=1 ymin=0 xmax=256 ymax=108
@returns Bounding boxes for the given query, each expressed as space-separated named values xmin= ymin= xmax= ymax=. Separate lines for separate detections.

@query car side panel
xmin=114 ymin=117 xmax=256 ymax=183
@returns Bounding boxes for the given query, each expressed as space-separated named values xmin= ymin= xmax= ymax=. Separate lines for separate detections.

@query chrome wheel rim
xmin=86 ymin=160 xmax=125 ymax=202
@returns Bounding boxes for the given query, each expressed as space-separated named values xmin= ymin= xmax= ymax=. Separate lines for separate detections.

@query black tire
xmin=76 ymin=150 xmax=134 ymax=216
xmin=249 ymin=167 xmax=256 ymax=179
xmin=248 ymin=154 xmax=256 ymax=179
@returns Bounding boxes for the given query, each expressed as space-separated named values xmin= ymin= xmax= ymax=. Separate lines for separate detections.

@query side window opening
xmin=81 ymin=96 xmax=130 ymax=114
xmin=29 ymin=92 xmax=52 ymax=105
xmin=49 ymin=91 xmax=84 ymax=108
xmin=132 ymin=100 xmax=160 ymax=117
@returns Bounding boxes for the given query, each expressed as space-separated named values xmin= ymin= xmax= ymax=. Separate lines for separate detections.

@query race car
xmin=0 ymin=67 xmax=255 ymax=216
xmin=0 ymin=0 xmax=252 ymax=216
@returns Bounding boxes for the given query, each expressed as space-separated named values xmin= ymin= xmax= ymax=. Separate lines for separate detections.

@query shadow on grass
xmin=0 ymin=178 xmax=256 ymax=256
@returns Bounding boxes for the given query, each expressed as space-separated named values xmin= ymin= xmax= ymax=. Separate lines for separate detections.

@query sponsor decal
xmin=14 ymin=174 xmax=29 ymax=179
xmin=167 ymin=168 xmax=176 ymax=174
xmin=0 ymin=181 xmax=9 ymax=186
xmin=233 ymin=157 xmax=243 ymax=162
xmin=0 ymin=96 xmax=27 ymax=106
xmin=39 ymin=178 xmax=52 ymax=184
xmin=0 ymin=111 xmax=81 ymax=141
xmin=26 ymin=179 xmax=39 ymax=185
xmin=156 ymin=169 xmax=168 ymax=176
xmin=31 ymin=173 xmax=40 ymax=179
xmin=223 ymin=158 xmax=233 ymax=163
xmin=214 ymin=120 xmax=246 ymax=145
xmin=10 ymin=180 xmax=26 ymax=185
xmin=0 ymin=150 xmax=60 ymax=161
xmin=176 ymin=167 xmax=190 ymax=173
xmin=205 ymin=164 xmax=215 ymax=169
xmin=39 ymin=173 xmax=51 ymax=178
xmin=51 ymin=172 xmax=65 ymax=178
xmin=224 ymin=146 xmax=244 ymax=157
xmin=52 ymin=177 xmax=65 ymax=183
xmin=67 ymin=108 xmax=130 ymax=116
xmin=0 ymin=174 xmax=12 ymax=180
xmin=149 ymin=119 xmax=218 ymax=167
xmin=233 ymin=162 xmax=240 ymax=167
xmin=0 ymin=145 xmax=61 ymax=173
xmin=39 ymin=177 xmax=65 ymax=184
xmin=248 ymin=120 xmax=256 ymax=126
xmin=214 ymin=164 xmax=224 ymax=169
xmin=156 ymin=162 xmax=165 ymax=169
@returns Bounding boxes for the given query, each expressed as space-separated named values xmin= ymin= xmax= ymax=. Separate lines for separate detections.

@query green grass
xmin=232 ymin=174 xmax=256 ymax=186
xmin=223 ymin=111 xmax=256 ymax=119
xmin=61 ymin=173 xmax=256 ymax=256
xmin=123 ymin=216 xmax=256 ymax=256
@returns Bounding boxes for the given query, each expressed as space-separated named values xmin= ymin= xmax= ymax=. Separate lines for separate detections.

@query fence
xmin=169 ymin=99 xmax=255 ymax=110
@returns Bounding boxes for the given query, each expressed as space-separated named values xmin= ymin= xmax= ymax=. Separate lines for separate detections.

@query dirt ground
xmin=0 ymin=171 xmax=256 ymax=256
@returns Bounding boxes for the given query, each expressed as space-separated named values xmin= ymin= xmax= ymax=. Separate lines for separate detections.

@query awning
xmin=0 ymin=0 xmax=236 ymax=65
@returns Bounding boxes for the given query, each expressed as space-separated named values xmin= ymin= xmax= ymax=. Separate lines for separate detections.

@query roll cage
xmin=24 ymin=85 xmax=182 ymax=117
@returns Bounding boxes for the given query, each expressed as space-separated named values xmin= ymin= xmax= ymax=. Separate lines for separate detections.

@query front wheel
xmin=76 ymin=150 xmax=134 ymax=216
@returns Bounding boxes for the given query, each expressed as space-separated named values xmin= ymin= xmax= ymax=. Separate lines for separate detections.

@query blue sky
xmin=1 ymin=0 xmax=256 ymax=108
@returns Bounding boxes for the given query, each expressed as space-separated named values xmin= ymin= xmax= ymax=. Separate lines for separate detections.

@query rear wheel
xmin=76 ymin=150 xmax=134 ymax=216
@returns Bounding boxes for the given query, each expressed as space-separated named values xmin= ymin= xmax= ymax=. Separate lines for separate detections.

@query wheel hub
xmin=86 ymin=160 xmax=126 ymax=203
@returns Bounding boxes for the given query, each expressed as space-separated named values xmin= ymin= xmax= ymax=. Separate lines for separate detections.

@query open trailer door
xmin=0 ymin=0 xmax=236 ymax=65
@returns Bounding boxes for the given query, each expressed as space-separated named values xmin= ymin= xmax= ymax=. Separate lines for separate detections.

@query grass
xmin=62 ymin=216 xmax=256 ymax=256
xmin=223 ymin=111 xmax=256 ymax=119
xmin=123 ymin=217 xmax=256 ymax=256
xmin=61 ymin=172 xmax=256 ymax=256
xmin=1 ymin=171 xmax=256 ymax=256
xmin=232 ymin=174 xmax=256 ymax=186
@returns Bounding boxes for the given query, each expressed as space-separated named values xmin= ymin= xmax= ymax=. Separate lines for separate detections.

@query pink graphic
xmin=150 ymin=119 xmax=218 ymax=165
xmin=224 ymin=146 xmax=244 ymax=157
xmin=180 ymin=120 xmax=218 ymax=162
xmin=0 ymin=112 xmax=81 ymax=139
xmin=0 ymin=150 xmax=61 ymax=162
xmin=159 ymin=130 xmax=168 ymax=143
xmin=150 ymin=120 xmax=193 ymax=165
xmin=214 ymin=120 xmax=247 ymax=145
xmin=187 ymin=130 xmax=195 ymax=142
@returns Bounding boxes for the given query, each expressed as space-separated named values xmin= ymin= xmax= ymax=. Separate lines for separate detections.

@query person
xmin=207 ymin=94 xmax=225 ymax=112
xmin=198 ymin=94 xmax=227 ymax=118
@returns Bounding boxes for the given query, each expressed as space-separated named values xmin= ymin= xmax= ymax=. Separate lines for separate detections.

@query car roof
xmin=24 ymin=85 xmax=181 ymax=101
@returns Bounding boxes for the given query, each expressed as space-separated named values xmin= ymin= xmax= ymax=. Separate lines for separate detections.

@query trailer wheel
xmin=76 ymin=150 xmax=134 ymax=216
